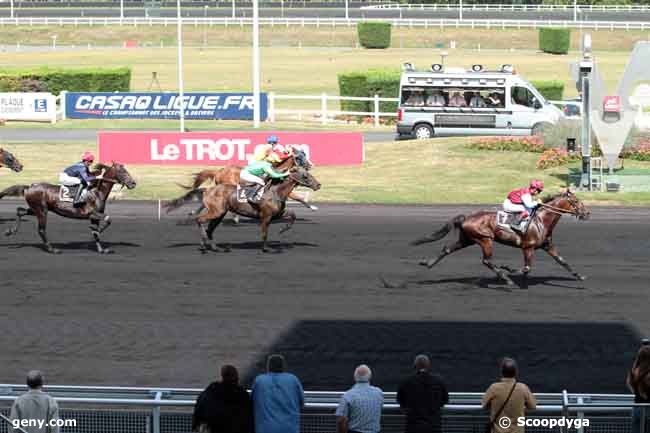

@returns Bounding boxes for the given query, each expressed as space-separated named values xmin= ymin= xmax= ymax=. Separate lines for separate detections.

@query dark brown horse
xmin=0 ymin=148 xmax=24 ymax=172
xmin=165 ymin=167 xmax=321 ymax=253
xmin=0 ymin=163 xmax=136 ymax=254
xmin=185 ymin=148 xmax=316 ymax=210
xmin=411 ymin=190 xmax=590 ymax=288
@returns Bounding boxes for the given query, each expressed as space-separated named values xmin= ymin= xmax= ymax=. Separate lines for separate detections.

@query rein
xmin=539 ymin=202 xmax=578 ymax=216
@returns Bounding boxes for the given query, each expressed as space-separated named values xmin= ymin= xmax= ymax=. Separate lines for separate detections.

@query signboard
xmin=98 ymin=131 xmax=364 ymax=166
xmin=65 ymin=92 xmax=268 ymax=120
xmin=0 ymin=92 xmax=56 ymax=122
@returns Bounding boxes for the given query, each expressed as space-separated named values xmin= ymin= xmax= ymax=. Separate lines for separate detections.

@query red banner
xmin=98 ymin=131 xmax=364 ymax=166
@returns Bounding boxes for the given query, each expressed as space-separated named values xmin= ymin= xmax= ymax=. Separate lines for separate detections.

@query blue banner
xmin=64 ymin=92 xmax=267 ymax=120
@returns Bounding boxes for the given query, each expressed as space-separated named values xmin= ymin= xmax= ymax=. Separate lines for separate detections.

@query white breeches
xmin=240 ymin=171 xmax=265 ymax=186
xmin=503 ymin=199 xmax=527 ymax=213
xmin=59 ymin=172 xmax=82 ymax=186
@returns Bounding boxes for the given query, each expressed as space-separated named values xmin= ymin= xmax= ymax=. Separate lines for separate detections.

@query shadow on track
xmin=379 ymin=274 xmax=589 ymax=291
xmin=166 ymin=240 xmax=319 ymax=252
xmin=2 ymin=241 xmax=141 ymax=252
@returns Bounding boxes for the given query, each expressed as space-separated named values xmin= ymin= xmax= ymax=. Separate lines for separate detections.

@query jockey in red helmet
xmin=59 ymin=151 xmax=99 ymax=207
xmin=503 ymin=179 xmax=544 ymax=222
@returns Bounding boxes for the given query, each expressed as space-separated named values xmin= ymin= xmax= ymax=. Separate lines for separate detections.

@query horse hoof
xmin=101 ymin=248 xmax=113 ymax=255
xmin=418 ymin=259 xmax=430 ymax=267
xmin=575 ymin=274 xmax=586 ymax=281
xmin=309 ymin=205 xmax=318 ymax=211
xmin=4 ymin=229 xmax=14 ymax=237
xmin=49 ymin=248 xmax=61 ymax=255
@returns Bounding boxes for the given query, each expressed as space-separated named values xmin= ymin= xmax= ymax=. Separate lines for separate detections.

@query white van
xmin=396 ymin=63 xmax=564 ymax=139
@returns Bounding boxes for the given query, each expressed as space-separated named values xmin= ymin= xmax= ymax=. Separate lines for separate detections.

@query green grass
xmin=3 ymin=138 xmax=650 ymax=205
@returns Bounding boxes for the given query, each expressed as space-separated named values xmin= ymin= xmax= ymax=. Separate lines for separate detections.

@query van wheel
xmin=413 ymin=124 xmax=434 ymax=140
xmin=532 ymin=122 xmax=551 ymax=136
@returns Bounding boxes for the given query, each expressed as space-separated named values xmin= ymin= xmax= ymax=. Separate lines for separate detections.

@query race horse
xmin=0 ymin=163 xmax=136 ymax=254
xmin=165 ymin=167 xmax=321 ymax=253
xmin=184 ymin=148 xmax=317 ymax=211
xmin=411 ymin=190 xmax=590 ymax=288
xmin=0 ymin=148 xmax=24 ymax=172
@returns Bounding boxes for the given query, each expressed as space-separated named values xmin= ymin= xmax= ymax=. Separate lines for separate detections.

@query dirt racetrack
xmin=1 ymin=201 xmax=649 ymax=393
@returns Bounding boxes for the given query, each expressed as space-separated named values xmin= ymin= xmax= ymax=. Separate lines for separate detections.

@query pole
xmin=176 ymin=0 xmax=185 ymax=132
xmin=580 ymin=34 xmax=592 ymax=191
xmin=203 ymin=5 xmax=208 ymax=48
xmin=252 ymin=0 xmax=261 ymax=128
xmin=10 ymin=0 xmax=14 ymax=19
xmin=345 ymin=0 xmax=349 ymax=21
xmin=232 ymin=0 xmax=236 ymax=19
xmin=120 ymin=0 xmax=124 ymax=20
xmin=573 ymin=0 xmax=577 ymax=22
xmin=459 ymin=0 xmax=463 ymax=21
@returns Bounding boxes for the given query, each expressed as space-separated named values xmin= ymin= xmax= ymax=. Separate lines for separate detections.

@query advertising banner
xmin=0 ymin=92 xmax=56 ymax=122
xmin=65 ymin=92 xmax=267 ymax=120
xmin=98 ymin=131 xmax=364 ymax=166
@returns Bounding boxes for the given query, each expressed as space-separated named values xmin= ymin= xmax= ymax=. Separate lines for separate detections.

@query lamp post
xmin=176 ymin=0 xmax=185 ymax=132
xmin=253 ymin=0 xmax=261 ymax=128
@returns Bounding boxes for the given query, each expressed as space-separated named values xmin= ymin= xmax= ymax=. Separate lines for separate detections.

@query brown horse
xmin=411 ymin=190 xmax=590 ymax=288
xmin=185 ymin=148 xmax=316 ymax=210
xmin=0 ymin=163 xmax=136 ymax=254
xmin=0 ymin=148 xmax=24 ymax=172
xmin=165 ymin=167 xmax=321 ymax=253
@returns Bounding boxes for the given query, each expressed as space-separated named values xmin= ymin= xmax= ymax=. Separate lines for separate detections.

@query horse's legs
xmin=289 ymin=191 xmax=317 ymax=211
xmin=5 ymin=206 xmax=33 ymax=237
xmin=279 ymin=209 xmax=296 ymax=234
xmin=543 ymin=243 xmax=586 ymax=281
xmin=205 ymin=213 xmax=228 ymax=252
xmin=196 ymin=197 xmax=228 ymax=253
xmin=419 ymin=237 xmax=470 ymax=268
xmin=35 ymin=211 xmax=59 ymax=254
xmin=520 ymin=247 xmax=535 ymax=289
xmin=89 ymin=216 xmax=112 ymax=254
xmin=260 ymin=214 xmax=273 ymax=252
xmin=478 ymin=238 xmax=514 ymax=285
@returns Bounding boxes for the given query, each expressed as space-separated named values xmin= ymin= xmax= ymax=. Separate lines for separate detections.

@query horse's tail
xmin=182 ymin=169 xmax=223 ymax=190
xmin=164 ymin=188 xmax=205 ymax=213
xmin=411 ymin=214 xmax=465 ymax=246
xmin=0 ymin=184 xmax=29 ymax=199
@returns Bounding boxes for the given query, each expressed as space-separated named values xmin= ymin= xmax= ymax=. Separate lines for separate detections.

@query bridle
xmin=539 ymin=193 xmax=583 ymax=217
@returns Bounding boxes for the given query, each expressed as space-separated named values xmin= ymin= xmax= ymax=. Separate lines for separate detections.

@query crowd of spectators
xmin=6 ymin=344 xmax=650 ymax=433
xmin=403 ymin=89 xmax=505 ymax=109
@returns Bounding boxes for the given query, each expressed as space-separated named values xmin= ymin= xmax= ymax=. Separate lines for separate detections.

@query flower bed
xmin=536 ymin=148 xmax=580 ymax=170
xmin=467 ymin=136 xmax=546 ymax=153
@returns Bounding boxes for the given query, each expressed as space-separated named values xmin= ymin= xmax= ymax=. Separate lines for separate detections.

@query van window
xmin=511 ymin=86 xmax=536 ymax=108
xmin=401 ymin=86 xmax=506 ymax=108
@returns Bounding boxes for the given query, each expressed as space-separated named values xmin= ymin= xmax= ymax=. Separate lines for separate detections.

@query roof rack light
xmin=408 ymin=77 xmax=416 ymax=84
xmin=431 ymin=63 xmax=443 ymax=72
xmin=403 ymin=62 xmax=415 ymax=72
xmin=501 ymin=64 xmax=515 ymax=73
xmin=471 ymin=64 xmax=483 ymax=72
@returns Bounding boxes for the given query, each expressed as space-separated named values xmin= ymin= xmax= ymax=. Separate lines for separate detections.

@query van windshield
xmin=401 ymin=87 xmax=506 ymax=108
xmin=519 ymin=80 xmax=548 ymax=105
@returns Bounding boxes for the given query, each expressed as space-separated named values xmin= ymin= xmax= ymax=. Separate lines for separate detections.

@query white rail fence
xmin=2 ymin=16 xmax=650 ymax=29
xmin=361 ymin=3 xmax=650 ymax=12
xmin=268 ymin=92 xmax=398 ymax=126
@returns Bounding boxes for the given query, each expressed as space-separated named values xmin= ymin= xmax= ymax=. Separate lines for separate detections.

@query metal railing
xmin=2 ymin=16 xmax=650 ymax=29
xmin=361 ymin=3 xmax=650 ymax=12
xmin=1 ymin=384 xmax=649 ymax=433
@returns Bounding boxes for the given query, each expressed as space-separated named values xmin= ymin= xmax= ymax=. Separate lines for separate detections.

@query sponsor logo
xmin=34 ymin=98 xmax=48 ymax=112
xmin=150 ymin=138 xmax=311 ymax=162
xmin=603 ymin=95 xmax=621 ymax=113
xmin=73 ymin=94 xmax=254 ymax=112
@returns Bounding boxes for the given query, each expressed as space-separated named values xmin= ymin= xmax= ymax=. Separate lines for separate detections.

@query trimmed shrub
xmin=337 ymin=72 xmax=369 ymax=113
xmin=366 ymin=69 xmax=400 ymax=113
xmin=357 ymin=22 xmax=392 ymax=49
xmin=531 ymin=80 xmax=565 ymax=101
xmin=467 ymin=136 xmax=546 ymax=153
xmin=538 ymin=28 xmax=571 ymax=55
xmin=0 ymin=67 xmax=131 ymax=94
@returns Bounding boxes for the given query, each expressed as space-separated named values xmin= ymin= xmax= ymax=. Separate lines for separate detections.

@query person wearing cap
xmin=503 ymin=180 xmax=545 ymax=232
xmin=59 ymin=151 xmax=100 ymax=207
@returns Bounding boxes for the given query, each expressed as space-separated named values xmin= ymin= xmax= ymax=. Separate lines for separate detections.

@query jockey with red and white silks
xmin=503 ymin=180 xmax=544 ymax=218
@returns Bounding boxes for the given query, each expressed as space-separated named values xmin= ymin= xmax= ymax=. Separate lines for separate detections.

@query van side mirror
xmin=533 ymin=99 xmax=542 ymax=110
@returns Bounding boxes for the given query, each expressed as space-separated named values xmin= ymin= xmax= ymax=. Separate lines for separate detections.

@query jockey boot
xmin=73 ymin=186 xmax=86 ymax=208
xmin=247 ymin=185 xmax=264 ymax=204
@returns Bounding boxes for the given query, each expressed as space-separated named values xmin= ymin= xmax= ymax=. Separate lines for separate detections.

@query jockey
xmin=503 ymin=180 xmax=544 ymax=227
xmin=240 ymin=158 xmax=289 ymax=203
xmin=59 ymin=151 xmax=99 ymax=207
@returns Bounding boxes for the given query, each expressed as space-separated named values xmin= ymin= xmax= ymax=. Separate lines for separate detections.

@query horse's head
xmin=291 ymin=148 xmax=313 ymax=170
xmin=0 ymin=148 xmax=23 ymax=172
xmin=549 ymin=189 xmax=590 ymax=220
xmin=289 ymin=167 xmax=321 ymax=191
xmin=97 ymin=162 xmax=137 ymax=189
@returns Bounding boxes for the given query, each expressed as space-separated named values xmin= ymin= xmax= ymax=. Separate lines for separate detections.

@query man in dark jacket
xmin=192 ymin=365 xmax=253 ymax=433
xmin=397 ymin=354 xmax=449 ymax=433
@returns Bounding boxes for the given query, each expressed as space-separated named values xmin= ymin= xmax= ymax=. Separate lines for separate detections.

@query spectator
xmin=10 ymin=371 xmax=59 ymax=433
xmin=482 ymin=358 xmax=536 ymax=433
xmin=405 ymin=91 xmax=425 ymax=107
xmin=448 ymin=91 xmax=467 ymax=107
xmin=251 ymin=354 xmax=304 ymax=433
xmin=335 ymin=365 xmax=384 ymax=433
xmin=627 ymin=345 xmax=650 ymax=433
xmin=192 ymin=365 xmax=252 ymax=433
xmin=426 ymin=90 xmax=445 ymax=107
xmin=397 ymin=354 xmax=449 ymax=433
xmin=469 ymin=92 xmax=487 ymax=108
xmin=487 ymin=92 xmax=503 ymax=108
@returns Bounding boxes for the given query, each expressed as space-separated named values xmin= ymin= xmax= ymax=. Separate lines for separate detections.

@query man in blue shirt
xmin=251 ymin=354 xmax=304 ymax=433
xmin=336 ymin=365 xmax=384 ymax=433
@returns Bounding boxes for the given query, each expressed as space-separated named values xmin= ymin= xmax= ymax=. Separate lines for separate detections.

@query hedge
xmin=357 ymin=22 xmax=392 ymax=49
xmin=337 ymin=72 xmax=369 ymax=113
xmin=0 ymin=67 xmax=131 ymax=94
xmin=538 ymin=28 xmax=571 ymax=55
xmin=530 ymin=80 xmax=565 ymax=101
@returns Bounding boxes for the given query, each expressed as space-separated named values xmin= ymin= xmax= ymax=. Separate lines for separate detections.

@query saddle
xmin=497 ymin=210 xmax=531 ymax=234
xmin=58 ymin=185 xmax=80 ymax=203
